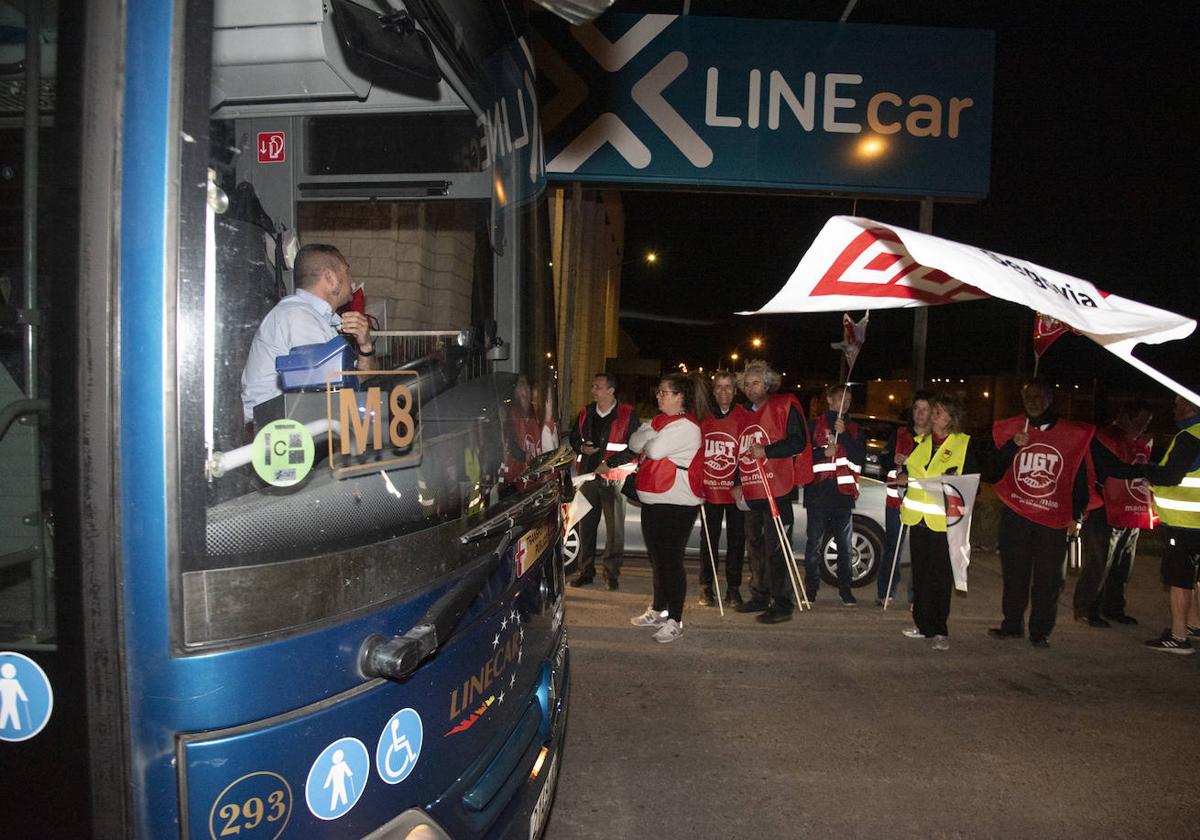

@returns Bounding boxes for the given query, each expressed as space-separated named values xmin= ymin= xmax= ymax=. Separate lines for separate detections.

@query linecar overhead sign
xmin=532 ymin=13 xmax=994 ymax=198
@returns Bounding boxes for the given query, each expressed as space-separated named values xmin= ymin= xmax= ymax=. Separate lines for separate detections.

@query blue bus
xmin=0 ymin=1 xmax=585 ymax=836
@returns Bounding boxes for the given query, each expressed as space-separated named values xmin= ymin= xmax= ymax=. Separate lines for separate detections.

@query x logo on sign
xmin=537 ymin=14 xmax=713 ymax=173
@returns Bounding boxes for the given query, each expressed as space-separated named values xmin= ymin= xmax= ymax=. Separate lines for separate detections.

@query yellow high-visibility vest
xmin=900 ymin=433 xmax=970 ymax=532
xmin=1151 ymin=424 xmax=1200 ymax=529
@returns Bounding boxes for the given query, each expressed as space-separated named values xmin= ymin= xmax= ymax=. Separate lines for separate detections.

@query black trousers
xmin=575 ymin=478 xmax=625 ymax=581
xmin=910 ymin=523 xmax=953 ymax=637
xmin=1073 ymin=512 xmax=1139 ymax=620
xmin=699 ymin=502 xmax=746 ymax=592
xmin=641 ymin=503 xmax=700 ymax=622
xmin=998 ymin=506 xmax=1066 ymax=639
xmin=745 ymin=500 xmax=795 ymax=610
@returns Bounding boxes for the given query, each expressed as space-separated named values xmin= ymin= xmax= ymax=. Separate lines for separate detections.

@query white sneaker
xmin=931 ymin=635 xmax=950 ymax=651
xmin=630 ymin=607 xmax=668 ymax=627
xmin=902 ymin=627 xmax=925 ymax=639
xmin=653 ymin=618 xmax=683 ymax=643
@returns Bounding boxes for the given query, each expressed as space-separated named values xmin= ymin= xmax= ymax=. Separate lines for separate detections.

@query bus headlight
xmin=361 ymin=809 xmax=452 ymax=840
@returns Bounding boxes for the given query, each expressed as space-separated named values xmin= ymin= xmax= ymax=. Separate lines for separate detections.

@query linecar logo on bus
xmin=257 ymin=131 xmax=286 ymax=163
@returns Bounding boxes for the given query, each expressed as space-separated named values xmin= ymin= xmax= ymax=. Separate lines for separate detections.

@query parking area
xmin=545 ymin=547 xmax=1198 ymax=839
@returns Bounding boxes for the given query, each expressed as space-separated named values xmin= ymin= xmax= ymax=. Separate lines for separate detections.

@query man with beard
xmin=989 ymin=377 xmax=1093 ymax=649
xmin=241 ymin=244 xmax=375 ymax=424
xmin=698 ymin=371 xmax=748 ymax=607
xmin=732 ymin=361 xmax=810 ymax=624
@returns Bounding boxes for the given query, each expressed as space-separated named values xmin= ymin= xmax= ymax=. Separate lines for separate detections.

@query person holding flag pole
xmin=803 ymin=382 xmax=866 ymax=605
xmin=731 ymin=361 xmax=811 ymax=624
xmin=878 ymin=390 xmax=933 ymax=607
xmin=897 ymin=394 xmax=979 ymax=650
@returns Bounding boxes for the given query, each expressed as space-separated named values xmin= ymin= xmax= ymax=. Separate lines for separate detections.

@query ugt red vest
xmin=701 ymin=405 xmax=746 ymax=504
xmin=738 ymin=394 xmax=804 ymax=501
xmin=1094 ymin=423 xmax=1156 ymax=529
xmin=993 ymin=415 xmax=1094 ymax=529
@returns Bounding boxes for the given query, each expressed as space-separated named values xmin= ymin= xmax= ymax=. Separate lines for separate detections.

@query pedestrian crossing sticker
xmin=304 ymin=737 xmax=368 ymax=821
xmin=0 ymin=652 xmax=52 ymax=742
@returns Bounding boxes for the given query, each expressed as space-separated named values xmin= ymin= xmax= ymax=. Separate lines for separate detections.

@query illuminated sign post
xmin=534 ymin=13 xmax=994 ymax=198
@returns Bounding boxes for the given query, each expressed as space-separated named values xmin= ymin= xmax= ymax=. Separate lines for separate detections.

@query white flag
xmin=743 ymin=216 xmax=1198 ymax=405
xmin=941 ymin=473 xmax=980 ymax=593
xmin=561 ymin=474 xmax=594 ymax=539
xmin=830 ymin=312 xmax=869 ymax=370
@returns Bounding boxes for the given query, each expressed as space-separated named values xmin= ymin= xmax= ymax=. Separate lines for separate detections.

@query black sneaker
xmin=1103 ymin=612 xmax=1138 ymax=625
xmin=724 ymin=587 xmax=744 ymax=607
xmin=697 ymin=588 xmax=715 ymax=607
xmin=1030 ymin=636 xmax=1051 ymax=649
xmin=1076 ymin=616 xmax=1110 ymax=628
xmin=606 ymin=577 xmax=619 ymax=591
xmin=735 ymin=598 xmax=770 ymax=614
xmin=1145 ymin=631 xmax=1195 ymax=655
xmin=756 ymin=606 xmax=794 ymax=624
xmin=1188 ymin=625 xmax=1200 ymax=639
xmin=987 ymin=628 xmax=1024 ymax=640
xmin=840 ymin=592 xmax=858 ymax=607
xmin=569 ymin=575 xmax=594 ymax=588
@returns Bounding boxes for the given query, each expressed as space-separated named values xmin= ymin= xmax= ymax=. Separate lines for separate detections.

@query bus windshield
xmin=176 ymin=0 xmax=556 ymax=649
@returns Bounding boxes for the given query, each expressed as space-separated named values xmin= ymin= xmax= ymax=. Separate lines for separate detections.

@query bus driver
xmin=240 ymin=243 xmax=376 ymax=423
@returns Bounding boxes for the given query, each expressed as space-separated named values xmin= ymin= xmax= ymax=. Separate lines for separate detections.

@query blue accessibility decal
xmin=375 ymin=708 xmax=423 ymax=784
xmin=0 ymin=651 xmax=53 ymax=742
xmin=304 ymin=737 xmax=369 ymax=821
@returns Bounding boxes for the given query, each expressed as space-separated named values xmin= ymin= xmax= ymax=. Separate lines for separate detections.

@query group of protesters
xmin=562 ymin=362 xmax=1200 ymax=651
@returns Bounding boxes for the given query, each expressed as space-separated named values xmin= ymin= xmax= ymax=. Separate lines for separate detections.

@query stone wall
xmin=296 ymin=201 xmax=477 ymax=331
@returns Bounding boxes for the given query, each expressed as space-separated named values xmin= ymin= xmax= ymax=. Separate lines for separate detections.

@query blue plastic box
xmin=275 ymin=336 xmax=358 ymax=392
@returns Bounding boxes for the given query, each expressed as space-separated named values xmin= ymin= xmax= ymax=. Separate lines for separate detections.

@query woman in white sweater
xmin=628 ymin=372 xmax=713 ymax=643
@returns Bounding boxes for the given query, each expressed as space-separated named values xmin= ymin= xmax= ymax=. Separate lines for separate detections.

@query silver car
xmin=563 ymin=477 xmax=892 ymax=588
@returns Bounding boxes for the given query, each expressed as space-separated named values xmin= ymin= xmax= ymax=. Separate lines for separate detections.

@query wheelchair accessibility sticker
xmin=0 ymin=651 xmax=52 ymax=742
xmin=305 ymin=737 xmax=369 ymax=820
xmin=375 ymin=708 xmax=423 ymax=784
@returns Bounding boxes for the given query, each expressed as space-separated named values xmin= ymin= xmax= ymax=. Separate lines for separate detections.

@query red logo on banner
xmin=811 ymin=228 xmax=983 ymax=305
xmin=257 ymin=132 xmax=286 ymax=163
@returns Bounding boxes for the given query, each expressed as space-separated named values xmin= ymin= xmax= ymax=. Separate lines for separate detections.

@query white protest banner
xmin=745 ymin=216 xmax=1198 ymax=404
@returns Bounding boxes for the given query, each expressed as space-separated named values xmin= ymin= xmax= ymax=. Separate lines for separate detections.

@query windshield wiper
xmin=359 ymin=530 xmax=516 ymax=681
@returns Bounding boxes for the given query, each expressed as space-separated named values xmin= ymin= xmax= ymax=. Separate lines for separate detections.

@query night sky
xmin=607 ymin=1 xmax=1197 ymax=394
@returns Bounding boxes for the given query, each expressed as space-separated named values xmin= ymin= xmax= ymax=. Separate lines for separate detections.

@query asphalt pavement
xmin=545 ymin=547 xmax=1199 ymax=839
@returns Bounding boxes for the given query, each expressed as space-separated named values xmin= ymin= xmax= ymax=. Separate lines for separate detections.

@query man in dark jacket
xmin=568 ymin=373 xmax=640 ymax=589
xmin=803 ymin=383 xmax=865 ymax=606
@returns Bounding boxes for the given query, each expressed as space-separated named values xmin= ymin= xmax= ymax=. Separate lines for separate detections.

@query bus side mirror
xmin=330 ymin=0 xmax=443 ymax=88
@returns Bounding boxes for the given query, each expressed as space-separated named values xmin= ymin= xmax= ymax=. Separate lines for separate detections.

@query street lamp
xmin=750 ymin=337 xmax=763 ymax=349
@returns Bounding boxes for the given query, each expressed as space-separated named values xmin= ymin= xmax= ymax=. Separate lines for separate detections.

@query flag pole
xmin=699 ymin=508 xmax=724 ymax=616
xmin=754 ymin=459 xmax=810 ymax=610
xmin=882 ymin=522 xmax=908 ymax=611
